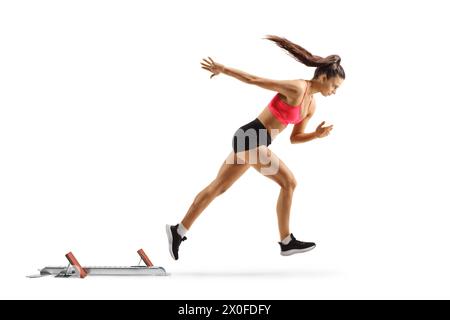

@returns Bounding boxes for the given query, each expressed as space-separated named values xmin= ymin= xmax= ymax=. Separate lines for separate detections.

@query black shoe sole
xmin=280 ymin=245 xmax=316 ymax=256
xmin=166 ymin=224 xmax=176 ymax=260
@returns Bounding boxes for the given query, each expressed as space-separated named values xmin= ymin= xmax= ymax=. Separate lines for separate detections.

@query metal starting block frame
xmin=29 ymin=249 xmax=167 ymax=278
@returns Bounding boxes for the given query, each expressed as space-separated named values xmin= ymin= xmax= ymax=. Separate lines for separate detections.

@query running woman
xmin=166 ymin=35 xmax=345 ymax=260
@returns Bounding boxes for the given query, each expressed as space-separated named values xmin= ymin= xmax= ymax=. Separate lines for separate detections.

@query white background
xmin=1 ymin=0 xmax=449 ymax=299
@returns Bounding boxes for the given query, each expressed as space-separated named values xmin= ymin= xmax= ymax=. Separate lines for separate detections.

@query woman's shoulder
xmin=284 ymin=79 xmax=310 ymax=105
xmin=294 ymin=79 xmax=309 ymax=92
xmin=283 ymin=79 xmax=308 ymax=98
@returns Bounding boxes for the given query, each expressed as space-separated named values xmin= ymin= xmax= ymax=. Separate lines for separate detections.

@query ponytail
xmin=263 ymin=35 xmax=345 ymax=79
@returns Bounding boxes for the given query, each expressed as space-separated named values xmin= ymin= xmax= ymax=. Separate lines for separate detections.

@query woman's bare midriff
xmin=257 ymin=106 xmax=287 ymax=141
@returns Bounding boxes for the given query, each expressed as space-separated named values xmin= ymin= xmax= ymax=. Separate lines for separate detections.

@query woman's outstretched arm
xmin=222 ymin=65 xmax=256 ymax=83
xmin=200 ymin=57 xmax=299 ymax=97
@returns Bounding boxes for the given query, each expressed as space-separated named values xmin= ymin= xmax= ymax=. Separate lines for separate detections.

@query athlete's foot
xmin=166 ymin=224 xmax=187 ymax=260
xmin=279 ymin=233 xmax=316 ymax=256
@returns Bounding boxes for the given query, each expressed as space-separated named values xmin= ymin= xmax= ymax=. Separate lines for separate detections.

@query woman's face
xmin=318 ymin=75 xmax=344 ymax=96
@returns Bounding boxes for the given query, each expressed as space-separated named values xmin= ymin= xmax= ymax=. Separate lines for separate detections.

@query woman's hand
xmin=315 ymin=121 xmax=333 ymax=138
xmin=200 ymin=57 xmax=225 ymax=79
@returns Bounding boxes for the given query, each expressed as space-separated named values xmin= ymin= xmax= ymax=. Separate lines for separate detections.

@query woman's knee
xmin=280 ymin=176 xmax=297 ymax=191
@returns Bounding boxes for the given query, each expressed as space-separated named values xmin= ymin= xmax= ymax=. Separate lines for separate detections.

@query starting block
xmin=28 ymin=249 xmax=167 ymax=278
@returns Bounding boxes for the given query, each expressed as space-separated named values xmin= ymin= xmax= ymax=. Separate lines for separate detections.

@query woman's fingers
xmin=201 ymin=57 xmax=221 ymax=78
xmin=318 ymin=123 xmax=333 ymax=130
xmin=316 ymin=124 xmax=333 ymax=138
xmin=316 ymin=121 xmax=325 ymax=130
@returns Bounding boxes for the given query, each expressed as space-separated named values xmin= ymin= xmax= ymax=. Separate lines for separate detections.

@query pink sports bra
xmin=268 ymin=81 xmax=311 ymax=125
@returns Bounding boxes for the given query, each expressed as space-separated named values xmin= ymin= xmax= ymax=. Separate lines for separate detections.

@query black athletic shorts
xmin=232 ymin=118 xmax=272 ymax=153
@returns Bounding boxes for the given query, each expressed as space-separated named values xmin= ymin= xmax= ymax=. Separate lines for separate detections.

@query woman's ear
xmin=318 ymin=74 xmax=328 ymax=83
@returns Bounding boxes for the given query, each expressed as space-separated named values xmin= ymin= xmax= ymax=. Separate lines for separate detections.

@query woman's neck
xmin=306 ymin=79 xmax=321 ymax=95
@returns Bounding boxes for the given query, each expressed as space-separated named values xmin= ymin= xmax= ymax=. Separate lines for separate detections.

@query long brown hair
xmin=263 ymin=35 xmax=345 ymax=80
